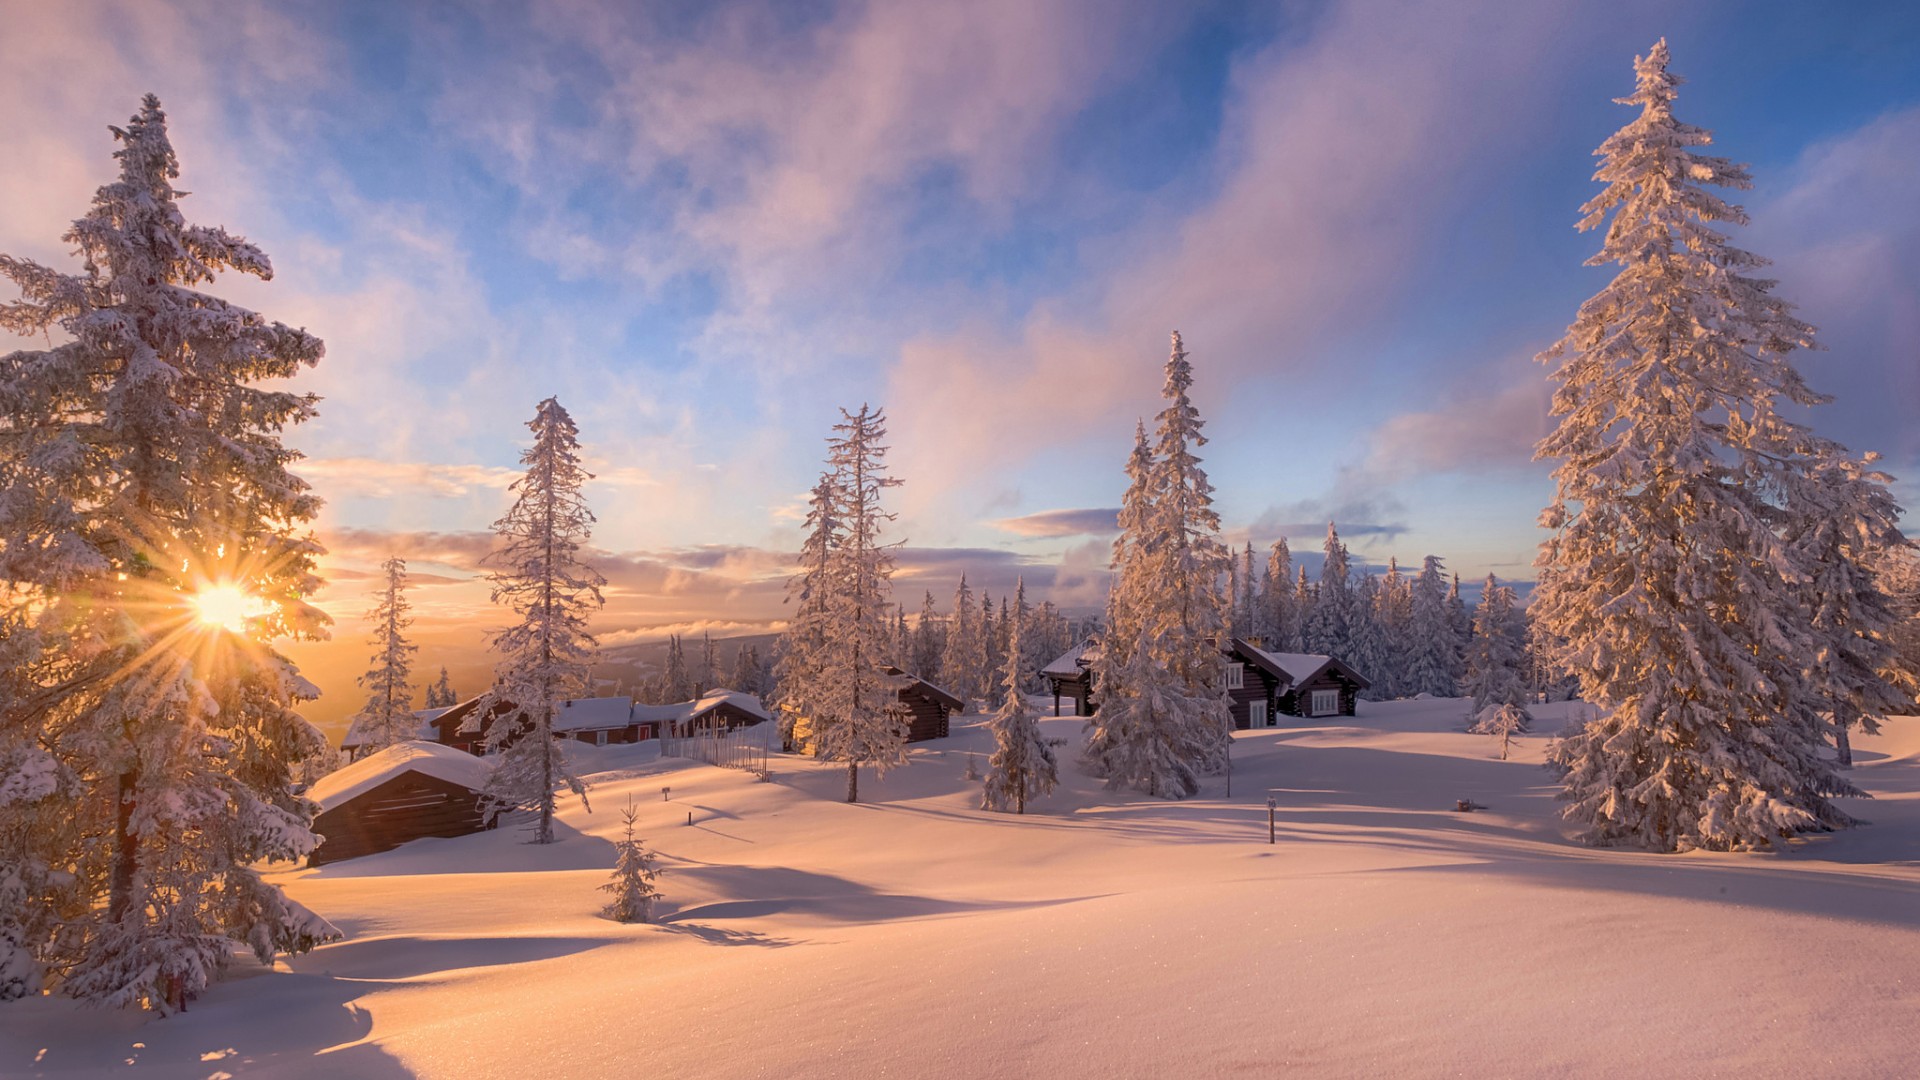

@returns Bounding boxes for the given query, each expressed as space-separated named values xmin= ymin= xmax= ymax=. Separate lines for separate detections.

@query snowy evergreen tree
xmin=1348 ymin=574 xmax=1391 ymax=701
xmin=983 ymin=593 xmax=1004 ymax=690
xmin=982 ymin=614 xmax=1058 ymax=814
xmin=346 ymin=557 xmax=419 ymax=754
xmin=1878 ymin=545 xmax=1920 ymax=709
xmin=1403 ymin=556 xmax=1457 ymax=698
xmin=1377 ymin=557 xmax=1412 ymax=698
xmin=1787 ymin=454 xmax=1909 ymax=766
xmin=1085 ymin=333 xmax=1232 ymax=795
xmin=663 ymin=634 xmax=692 ymax=702
xmin=1463 ymin=575 xmax=1532 ymax=736
xmin=1260 ymin=538 xmax=1298 ymax=650
xmin=694 ymin=631 xmax=718 ymax=696
xmin=1293 ymin=566 xmax=1316 ymax=653
xmin=912 ymin=591 xmax=944 ymax=682
xmin=426 ymin=666 xmax=458 ymax=709
xmin=0 ymin=96 xmax=335 ymax=1010
xmin=1233 ymin=542 xmax=1257 ymax=639
xmin=941 ymin=575 xmax=986 ymax=704
xmin=469 ymin=398 xmax=604 ymax=844
xmin=806 ymin=405 xmax=911 ymax=803
xmin=775 ymin=477 xmax=840 ymax=750
xmin=730 ymin=643 xmax=761 ymax=696
xmin=601 ymin=800 xmax=661 ymax=924
xmin=1536 ymin=41 xmax=1875 ymax=850
xmin=1305 ymin=523 xmax=1351 ymax=655
xmin=1446 ymin=572 xmax=1471 ymax=686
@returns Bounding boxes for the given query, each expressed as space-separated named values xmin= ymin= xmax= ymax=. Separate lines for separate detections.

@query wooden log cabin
xmin=887 ymin=668 xmax=965 ymax=742
xmin=306 ymin=742 xmax=494 ymax=866
xmin=1038 ymin=636 xmax=1369 ymax=727
xmin=411 ymin=691 xmax=772 ymax=753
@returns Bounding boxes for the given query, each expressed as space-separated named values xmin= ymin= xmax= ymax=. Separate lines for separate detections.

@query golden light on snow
xmin=192 ymin=583 xmax=263 ymax=634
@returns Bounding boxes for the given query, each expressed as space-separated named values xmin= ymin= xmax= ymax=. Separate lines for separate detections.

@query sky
xmin=3 ymin=0 xmax=1918 ymax=729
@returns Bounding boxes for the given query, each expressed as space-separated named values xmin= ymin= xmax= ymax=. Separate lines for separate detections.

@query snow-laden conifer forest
xmin=3 ymin=10 xmax=1919 ymax=1078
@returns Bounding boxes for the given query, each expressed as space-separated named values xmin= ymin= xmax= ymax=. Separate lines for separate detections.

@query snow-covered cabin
xmin=886 ymin=668 xmax=965 ymax=741
xmin=339 ymin=705 xmax=452 ymax=762
xmin=1226 ymin=640 xmax=1369 ymax=725
xmin=634 ymin=689 xmax=772 ymax=740
xmin=1040 ymin=637 xmax=1102 ymax=717
xmin=306 ymin=741 xmax=494 ymax=865
xmin=1038 ymin=637 xmax=1368 ymax=726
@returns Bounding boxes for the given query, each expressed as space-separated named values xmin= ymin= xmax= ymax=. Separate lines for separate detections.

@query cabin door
xmin=1249 ymin=700 xmax=1269 ymax=728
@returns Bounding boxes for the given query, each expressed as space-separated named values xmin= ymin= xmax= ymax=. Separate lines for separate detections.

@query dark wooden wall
xmin=1226 ymin=662 xmax=1282 ymax=729
xmin=897 ymin=689 xmax=951 ymax=742
xmin=309 ymin=771 xmax=490 ymax=866
xmin=1278 ymin=672 xmax=1360 ymax=718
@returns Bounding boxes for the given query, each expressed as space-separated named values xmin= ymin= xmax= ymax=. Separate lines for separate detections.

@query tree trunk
xmin=846 ymin=760 xmax=858 ymax=804
xmin=109 ymin=768 xmax=138 ymax=921
xmin=1835 ymin=718 xmax=1853 ymax=768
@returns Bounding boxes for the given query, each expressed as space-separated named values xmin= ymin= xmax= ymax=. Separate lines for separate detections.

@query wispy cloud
xmin=992 ymin=507 xmax=1121 ymax=538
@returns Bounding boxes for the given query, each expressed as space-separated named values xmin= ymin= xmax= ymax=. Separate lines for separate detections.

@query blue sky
xmin=3 ymin=0 xmax=1917 ymax=723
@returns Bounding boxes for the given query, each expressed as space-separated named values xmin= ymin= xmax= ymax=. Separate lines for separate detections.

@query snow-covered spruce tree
xmin=806 ymin=405 xmax=911 ymax=803
xmin=427 ymin=665 xmax=457 ymax=708
xmin=1305 ymin=523 xmax=1351 ymax=655
xmin=774 ymin=476 xmax=839 ymax=751
xmin=983 ymin=593 xmax=1004 ymax=691
xmin=1787 ymin=454 xmax=1909 ymax=767
xmin=0 ymin=95 xmax=336 ymax=1011
xmin=601 ymin=800 xmax=661 ymax=924
xmin=1536 ymin=41 xmax=1879 ymax=850
xmin=1403 ymin=556 xmax=1458 ymax=698
xmin=1878 ymin=544 xmax=1920 ymax=708
xmin=1348 ymin=574 xmax=1391 ymax=701
xmin=664 ymin=634 xmax=692 ymax=702
xmin=912 ymin=590 xmax=944 ymax=682
xmin=982 ymin=614 xmax=1058 ymax=813
xmin=1446 ymin=572 xmax=1471 ymax=687
xmin=1260 ymin=538 xmax=1297 ymax=650
xmin=346 ymin=557 xmax=419 ymax=753
xmin=730 ymin=642 xmax=760 ymax=696
xmin=703 ymin=632 xmax=720 ymax=695
xmin=941 ymin=574 xmax=986 ymax=704
xmin=1376 ymin=557 xmax=1412 ymax=698
xmin=1086 ymin=334 xmax=1233 ymax=795
xmin=469 ymin=398 xmax=605 ymax=844
xmin=1292 ymin=566 xmax=1316 ymax=652
xmin=1463 ymin=575 xmax=1533 ymax=735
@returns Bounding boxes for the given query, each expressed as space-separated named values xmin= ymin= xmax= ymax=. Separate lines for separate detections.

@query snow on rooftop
xmin=1041 ymin=638 xmax=1098 ymax=677
xmin=1246 ymin=647 xmax=1334 ymax=684
xmin=307 ymin=741 xmax=494 ymax=813
xmin=552 ymin=696 xmax=639 ymax=733
xmin=692 ymin=689 xmax=771 ymax=722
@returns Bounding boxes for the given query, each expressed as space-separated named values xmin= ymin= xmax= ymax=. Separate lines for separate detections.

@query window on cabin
xmin=596 ymin=730 xmax=608 ymax=746
xmin=1226 ymin=663 xmax=1245 ymax=690
xmin=1311 ymin=689 xmax=1339 ymax=717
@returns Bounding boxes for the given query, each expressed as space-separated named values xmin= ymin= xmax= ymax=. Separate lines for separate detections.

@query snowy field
xmin=7 ymin=697 xmax=1918 ymax=1078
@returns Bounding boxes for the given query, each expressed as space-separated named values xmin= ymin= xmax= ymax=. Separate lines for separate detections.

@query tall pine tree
xmin=1536 ymin=41 xmax=1886 ymax=850
xmin=470 ymin=398 xmax=604 ymax=844
xmin=0 ymin=96 xmax=335 ymax=1010
xmin=347 ymin=557 xmax=419 ymax=752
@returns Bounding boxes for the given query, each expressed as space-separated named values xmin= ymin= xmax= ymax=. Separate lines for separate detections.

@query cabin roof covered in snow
xmin=308 ymin=741 xmax=494 ymax=813
xmin=551 ymin=696 xmax=640 ymax=733
xmin=1041 ymin=638 xmax=1099 ymax=678
xmin=1234 ymin=641 xmax=1371 ymax=690
xmin=630 ymin=689 xmax=771 ymax=726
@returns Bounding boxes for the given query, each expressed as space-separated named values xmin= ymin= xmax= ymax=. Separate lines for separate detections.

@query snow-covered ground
xmin=8 ymin=697 xmax=1919 ymax=1078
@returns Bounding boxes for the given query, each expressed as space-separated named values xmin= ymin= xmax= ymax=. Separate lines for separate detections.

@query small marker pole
xmin=1267 ymin=796 xmax=1277 ymax=845
xmin=686 ymin=811 xmax=693 ymax=827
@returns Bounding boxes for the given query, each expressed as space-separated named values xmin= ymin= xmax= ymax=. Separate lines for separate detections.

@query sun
xmin=192 ymin=584 xmax=259 ymax=634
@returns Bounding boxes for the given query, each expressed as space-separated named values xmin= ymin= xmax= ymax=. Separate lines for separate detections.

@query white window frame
xmin=1250 ymin=700 xmax=1269 ymax=728
xmin=1310 ymin=689 xmax=1339 ymax=717
xmin=1226 ymin=663 xmax=1245 ymax=690
xmin=595 ymin=730 xmax=608 ymax=747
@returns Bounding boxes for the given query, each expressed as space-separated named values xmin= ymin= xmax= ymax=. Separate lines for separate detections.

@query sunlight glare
xmin=192 ymin=585 xmax=257 ymax=634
